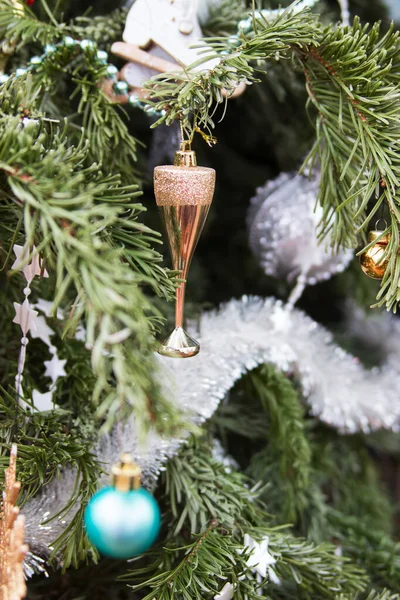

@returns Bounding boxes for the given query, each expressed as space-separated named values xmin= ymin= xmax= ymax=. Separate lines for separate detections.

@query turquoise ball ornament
xmin=84 ymin=454 xmax=161 ymax=559
xmin=84 ymin=487 xmax=161 ymax=558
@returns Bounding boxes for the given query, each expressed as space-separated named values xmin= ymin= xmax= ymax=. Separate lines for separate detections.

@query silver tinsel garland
xmin=22 ymin=296 xmax=400 ymax=570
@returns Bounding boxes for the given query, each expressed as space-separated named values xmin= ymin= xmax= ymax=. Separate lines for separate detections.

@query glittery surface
xmin=154 ymin=166 xmax=215 ymax=206
xmin=22 ymin=297 xmax=400 ymax=573
xmin=248 ymin=170 xmax=353 ymax=285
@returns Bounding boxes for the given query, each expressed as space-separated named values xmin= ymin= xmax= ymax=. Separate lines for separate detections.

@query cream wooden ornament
xmin=123 ymin=0 xmax=205 ymax=66
xmin=106 ymin=0 xmax=246 ymax=101
xmin=111 ymin=0 xmax=218 ymax=93
xmin=111 ymin=41 xmax=182 ymax=95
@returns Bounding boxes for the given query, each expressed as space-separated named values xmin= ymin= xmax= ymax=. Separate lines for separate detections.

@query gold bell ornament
xmin=359 ymin=230 xmax=391 ymax=279
xmin=154 ymin=141 xmax=216 ymax=358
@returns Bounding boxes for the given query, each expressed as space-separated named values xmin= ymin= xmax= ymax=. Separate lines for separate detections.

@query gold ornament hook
xmin=374 ymin=218 xmax=388 ymax=231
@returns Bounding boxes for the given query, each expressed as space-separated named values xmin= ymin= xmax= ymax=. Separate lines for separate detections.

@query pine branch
xmin=0 ymin=0 xmax=63 ymax=45
xmin=0 ymin=1 xmax=140 ymax=182
xmin=311 ymin=431 xmax=394 ymax=537
xmin=328 ymin=509 xmax=400 ymax=591
xmin=0 ymin=1 xmax=127 ymax=47
xmin=270 ymin=534 xmax=366 ymax=598
xmin=129 ymin=436 xmax=367 ymax=599
xmin=363 ymin=592 xmax=400 ymax=600
xmin=69 ymin=8 xmax=128 ymax=47
xmin=245 ymin=366 xmax=312 ymax=524
xmin=40 ymin=44 xmax=138 ymax=182
xmin=164 ymin=437 xmax=263 ymax=535
xmin=126 ymin=523 xmax=261 ymax=600
xmin=201 ymin=0 xmax=248 ymax=37
xmin=0 ymin=387 xmax=102 ymax=568
xmin=0 ymin=106 xmax=181 ymax=435
xmin=298 ymin=19 xmax=400 ymax=310
xmin=144 ymin=4 xmax=320 ymax=141
xmin=212 ymin=365 xmax=312 ymax=524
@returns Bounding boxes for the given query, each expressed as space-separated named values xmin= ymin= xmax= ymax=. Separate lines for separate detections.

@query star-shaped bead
xmin=44 ymin=353 xmax=67 ymax=386
xmin=32 ymin=390 xmax=54 ymax=412
xmin=34 ymin=298 xmax=63 ymax=319
xmin=243 ymin=534 xmax=280 ymax=584
xmin=30 ymin=315 xmax=55 ymax=348
xmin=12 ymin=245 xmax=49 ymax=283
xmin=13 ymin=300 xmax=38 ymax=336
xmin=214 ymin=582 xmax=234 ymax=600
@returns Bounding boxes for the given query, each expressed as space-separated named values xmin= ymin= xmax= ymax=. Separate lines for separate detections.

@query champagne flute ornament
xmin=154 ymin=141 xmax=215 ymax=357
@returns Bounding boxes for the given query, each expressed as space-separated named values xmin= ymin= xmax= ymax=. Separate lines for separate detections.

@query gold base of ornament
xmin=158 ymin=327 xmax=199 ymax=358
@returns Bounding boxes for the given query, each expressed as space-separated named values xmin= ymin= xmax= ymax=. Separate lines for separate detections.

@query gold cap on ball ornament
xmin=154 ymin=141 xmax=216 ymax=358
xmin=359 ymin=229 xmax=391 ymax=279
xmin=111 ymin=453 xmax=142 ymax=491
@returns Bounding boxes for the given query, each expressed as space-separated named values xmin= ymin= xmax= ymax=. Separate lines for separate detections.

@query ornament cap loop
xmin=111 ymin=453 xmax=141 ymax=491
xmin=375 ymin=218 xmax=388 ymax=232
xmin=174 ymin=141 xmax=197 ymax=167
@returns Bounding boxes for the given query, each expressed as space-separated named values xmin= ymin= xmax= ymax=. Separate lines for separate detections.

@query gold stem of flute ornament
xmin=154 ymin=141 xmax=216 ymax=358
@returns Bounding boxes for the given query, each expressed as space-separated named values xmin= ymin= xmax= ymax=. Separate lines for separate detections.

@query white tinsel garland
xmin=22 ymin=296 xmax=400 ymax=570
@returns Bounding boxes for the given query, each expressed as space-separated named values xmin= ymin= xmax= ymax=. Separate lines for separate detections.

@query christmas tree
xmin=1 ymin=0 xmax=400 ymax=598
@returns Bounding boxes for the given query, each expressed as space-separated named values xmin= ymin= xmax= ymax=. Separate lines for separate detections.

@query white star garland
xmin=12 ymin=245 xmax=44 ymax=401
xmin=29 ymin=305 xmax=68 ymax=411
xmin=11 ymin=244 xmax=64 ymax=408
